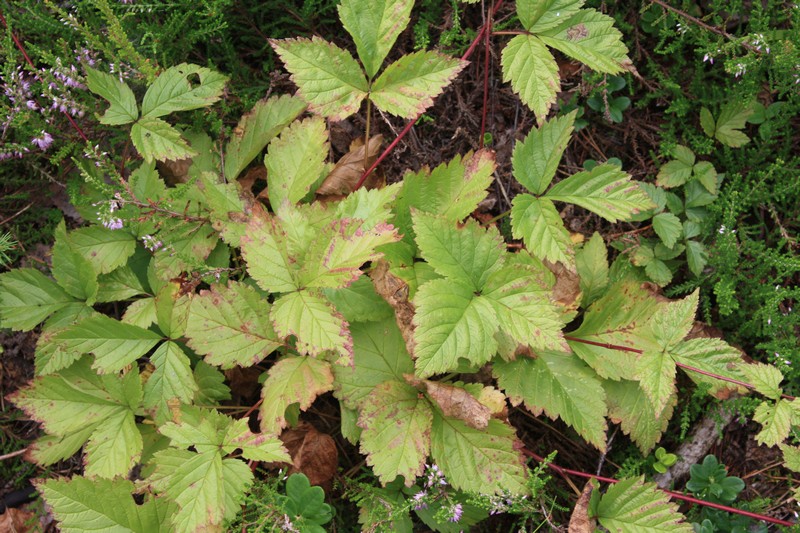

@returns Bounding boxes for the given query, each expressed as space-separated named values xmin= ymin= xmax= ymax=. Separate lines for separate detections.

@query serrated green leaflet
xmin=223 ymin=94 xmax=306 ymax=180
xmin=495 ymin=352 xmax=607 ymax=450
xmin=260 ymin=356 xmax=334 ymax=434
xmin=186 ymin=282 xmax=281 ymax=368
xmin=334 ymin=182 xmax=403 ymax=230
xmin=537 ymin=9 xmax=629 ymax=74
xmin=359 ymin=380 xmax=432 ymax=485
xmin=0 ymin=268 xmax=75 ymax=331
xmin=143 ymin=341 xmax=197 ymax=420
xmin=223 ymin=418 xmax=291 ymax=461
xmin=51 ymin=314 xmax=161 ymax=374
xmin=501 ymin=34 xmax=559 ymax=124
xmin=153 ymin=220 xmax=218 ymax=280
xmin=338 ymin=0 xmax=414 ymax=79
xmin=84 ymin=404 xmax=142 ymax=478
xmin=635 ymin=347 xmax=677 ymax=419
xmin=546 ymin=164 xmax=654 ymax=222
xmin=652 ymin=213 xmax=683 ymax=248
xmin=576 ymin=232 xmax=608 ymax=306
xmin=85 ymin=68 xmax=138 ymax=125
xmin=594 ymin=476 xmax=693 ymax=532
xmin=29 ymin=423 xmax=98 ymax=467
xmin=39 ymin=477 xmax=175 ymax=533
xmin=517 ymin=0 xmax=585 ymax=33
xmin=140 ymin=63 xmax=228 ymax=119
xmin=266 ymin=116 xmax=329 ymax=207
xmin=512 ymin=111 xmax=576 ymax=195
xmin=753 ymin=399 xmax=796 ymax=447
xmin=713 ymin=101 xmax=754 ymax=147
xmin=672 ymin=338 xmax=746 ymax=398
xmin=371 ymin=51 xmax=467 ymax=118
xmin=333 ymin=319 xmax=414 ymax=408
xmin=413 ymin=279 xmax=499 ymax=377
xmin=241 ymin=212 xmax=298 ymax=293
xmin=271 ymin=36 xmax=369 ymax=120
xmin=131 ymin=116 xmax=197 ymax=163
xmin=604 ymin=379 xmax=674 ymax=454
xmin=412 ymin=211 xmax=505 ymax=291
xmin=741 ymin=362 xmax=784 ymax=400
xmin=271 ymin=289 xmax=353 ymax=363
xmin=324 ymin=276 xmax=394 ymax=323
xmin=154 ymin=282 xmax=190 ymax=339
xmin=68 ymin=226 xmax=137 ymax=275
xmin=96 ymin=264 xmax=149 ymax=303
xmin=511 ymin=195 xmax=574 ymax=267
xmin=431 ymin=413 xmax=528 ymax=495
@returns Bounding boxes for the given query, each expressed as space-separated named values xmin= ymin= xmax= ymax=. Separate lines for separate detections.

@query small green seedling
xmin=653 ymin=447 xmax=678 ymax=474
xmin=278 ymin=474 xmax=333 ymax=533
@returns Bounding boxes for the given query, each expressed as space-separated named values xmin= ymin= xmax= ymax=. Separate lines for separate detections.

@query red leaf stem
xmin=479 ymin=1 xmax=493 ymax=149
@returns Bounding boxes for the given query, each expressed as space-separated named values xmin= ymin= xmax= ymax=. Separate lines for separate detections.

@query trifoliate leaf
xmin=260 ymin=356 xmax=334 ymax=434
xmin=740 ymin=362 xmax=784 ymax=400
xmin=271 ymin=289 xmax=353 ymax=364
xmin=412 ymin=211 xmax=505 ymax=291
xmin=241 ymin=212 xmax=298 ymax=293
xmin=85 ymin=68 xmax=138 ymax=125
xmin=143 ymin=341 xmax=197 ymax=420
xmin=359 ymin=381 xmax=432 ymax=485
xmin=333 ymin=318 xmax=415 ymax=408
xmin=413 ymin=279 xmax=498 ymax=377
xmin=69 ymin=226 xmax=137 ymax=275
xmin=517 ymin=0 xmax=585 ymax=33
xmin=10 ymin=358 xmax=143 ymax=478
xmin=50 ymin=314 xmax=161 ymax=374
xmin=338 ymin=0 xmax=414 ymax=78
xmin=512 ymin=111 xmax=576 ymax=195
xmin=371 ymin=50 xmax=467 ymax=118
xmin=324 ymin=276 xmax=394 ymax=323
xmin=495 ymin=352 xmax=607 ymax=451
xmin=672 ymin=338 xmax=747 ymax=398
xmin=713 ymin=102 xmax=754 ymax=147
xmin=223 ymin=94 xmax=306 ymax=180
xmin=186 ymin=282 xmax=281 ymax=368
xmin=752 ymin=399 xmax=795 ymax=447
xmin=576 ymin=232 xmax=609 ymax=306
xmin=604 ymin=379 xmax=674 ymax=454
xmin=537 ymin=9 xmax=630 ymax=74
xmin=0 ymin=268 xmax=75 ymax=331
xmin=38 ymin=477 xmax=175 ymax=533
xmin=546 ymin=164 xmax=655 ymax=222
xmin=431 ymin=413 xmax=528 ymax=495
xmin=141 ymin=63 xmax=228 ymax=118
xmin=483 ymin=264 xmax=566 ymax=351
xmin=652 ymin=213 xmax=683 ymax=248
xmin=266 ymin=116 xmax=329 ymax=207
xmin=131 ymin=116 xmax=197 ymax=163
xmin=270 ymin=36 xmax=369 ymax=120
xmin=501 ymin=34 xmax=560 ymax=124
xmin=594 ymin=476 xmax=693 ymax=532
xmin=511 ymin=195 xmax=574 ymax=268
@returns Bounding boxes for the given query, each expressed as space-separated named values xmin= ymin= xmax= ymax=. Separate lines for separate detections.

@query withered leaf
xmin=278 ymin=422 xmax=338 ymax=490
xmin=370 ymin=260 xmax=416 ymax=356
xmin=0 ymin=507 xmax=36 ymax=533
xmin=545 ymin=259 xmax=582 ymax=318
xmin=157 ymin=157 xmax=192 ymax=185
xmin=405 ymin=375 xmax=493 ymax=430
xmin=568 ymin=481 xmax=597 ymax=533
xmin=316 ymin=134 xmax=383 ymax=196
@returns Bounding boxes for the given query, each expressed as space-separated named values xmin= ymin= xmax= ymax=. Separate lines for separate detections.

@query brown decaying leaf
xmin=278 ymin=422 xmax=338 ymax=490
xmin=157 ymin=157 xmax=192 ymax=185
xmin=544 ymin=259 xmax=582 ymax=314
xmin=405 ymin=375 xmax=493 ymax=430
xmin=0 ymin=507 xmax=36 ymax=533
xmin=568 ymin=481 xmax=597 ymax=533
xmin=316 ymin=134 xmax=383 ymax=196
xmin=224 ymin=366 xmax=262 ymax=401
xmin=369 ymin=260 xmax=416 ymax=356
xmin=238 ymin=165 xmax=267 ymax=193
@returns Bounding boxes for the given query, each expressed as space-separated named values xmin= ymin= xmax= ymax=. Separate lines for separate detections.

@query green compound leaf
xmin=546 ymin=164 xmax=655 ymax=222
xmin=753 ymin=399 xmax=797 ymax=447
xmin=0 ymin=268 xmax=76 ymax=331
xmin=495 ymin=352 xmax=607 ymax=451
xmin=143 ymin=341 xmax=197 ymax=420
xmin=271 ymin=36 xmax=369 ymax=120
xmin=223 ymin=94 xmax=306 ymax=180
xmin=186 ymin=282 xmax=281 ymax=368
xmin=324 ymin=276 xmax=393 ymax=323
xmin=483 ymin=264 xmax=566 ymax=351
xmin=741 ymin=362 xmax=784 ymax=400
xmin=604 ymin=379 xmax=674 ymax=454
xmin=594 ymin=476 xmax=693 ymax=532
xmin=576 ymin=232 xmax=609 ymax=306
xmin=338 ymin=0 xmax=414 ymax=79
xmin=511 ymin=195 xmax=574 ymax=268
xmin=358 ymin=380 xmax=432 ymax=485
xmin=512 ymin=111 xmax=576 ymax=195
xmin=656 ymin=145 xmax=695 ymax=188
xmin=52 ymin=222 xmax=99 ymax=303
xmin=260 ymin=356 xmax=334 ymax=434
xmin=50 ymin=314 xmax=162 ymax=374
xmin=271 ymin=289 xmax=353 ymax=364
xmin=501 ymin=34 xmax=560 ymax=124
xmin=130 ymin=116 xmax=197 ymax=163
xmin=672 ymin=338 xmax=747 ymax=398
xmin=266 ymin=116 xmax=329 ymax=207
xmin=413 ymin=279 xmax=499 ymax=378
xmin=371 ymin=50 xmax=467 ymax=118
xmin=517 ymin=0 xmax=585 ymax=33
xmin=141 ymin=63 xmax=228 ymax=118
xmin=538 ymin=8 xmax=630 ymax=74
xmin=431 ymin=412 xmax=528 ymax=495
xmin=652 ymin=212 xmax=683 ymax=249
xmin=412 ymin=211 xmax=505 ymax=291
xmin=69 ymin=226 xmax=137 ymax=275
xmin=10 ymin=358 xmax=143 ymax=479
xmin=85 ymin=68 xmax=138 ymax=125
xmin=333 ymin=318 xmax=415 ymax=408
xmin=38 ymin=477 xmax=175 ymax=533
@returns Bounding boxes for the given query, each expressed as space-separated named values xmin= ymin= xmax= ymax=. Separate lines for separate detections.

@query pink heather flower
xmin=103 ymin=218 xmax=124 ymax=230
xmin=411 ymin=491 xmax=427 ymax=510
xmin=31 ymin=131 xmax=54 ymax=150
xmin=449 ymin=503 xmax=463 ymax=522
xmin=142 ymin=234 xmax=162 ymax=251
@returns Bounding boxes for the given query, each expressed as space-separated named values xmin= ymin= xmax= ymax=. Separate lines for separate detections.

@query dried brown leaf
xmin=279 ymin=422 xmax=338 ymax=489
xmin=370 ymin=260 xmax=416 ymax=356
xmin=568 ymin=481 xmax=597 ymax=533
xmin=316 ymin=134 xmax=383 ymax=196
xmin=157 ymin=157 xmax=192 ymax=185
xmin=405 ymin=375 xmax=492 ymax=430
xmin=238 ymin=165 xmax=267 ymax=193
xmin=0 ymin=507 xmax=36 ymax=533
xmin=545 ymin=259 xmax=582 ymax=316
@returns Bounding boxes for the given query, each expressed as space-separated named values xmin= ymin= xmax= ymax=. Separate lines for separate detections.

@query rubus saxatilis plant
xmin=3 ymin=1 xmax=800 ymax=531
